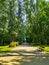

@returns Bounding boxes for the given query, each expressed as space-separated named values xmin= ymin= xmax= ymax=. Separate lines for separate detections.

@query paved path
xmin=0 ymin=45 xmax=49 ymax=65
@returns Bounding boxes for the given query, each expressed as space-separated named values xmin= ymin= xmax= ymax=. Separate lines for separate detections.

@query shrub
xmin=9 ymin=42 xmax=19 ymax=47
xmin=31 ymin=42 xmax=40 ymax=46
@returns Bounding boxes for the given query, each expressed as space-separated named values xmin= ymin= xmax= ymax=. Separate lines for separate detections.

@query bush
xmin=31 ymin=42 xmax=41 ymax=46
xmin=9 ymin=42 xmax=19 ymax=47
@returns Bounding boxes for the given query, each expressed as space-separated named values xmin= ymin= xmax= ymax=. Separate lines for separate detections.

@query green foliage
xmin=0 ymin=0 xmax=49 ymax=46
xmin=0 ymin=0 xmax=23 ymax=45
xmin=26 ymin=0 xmax=49 ymax=45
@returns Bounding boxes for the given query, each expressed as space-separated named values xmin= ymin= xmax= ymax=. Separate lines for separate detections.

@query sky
xmin=46 ymin=0 xmax=49 ymax=1
xmin=17 ymin=0 xmax=49 ymax=23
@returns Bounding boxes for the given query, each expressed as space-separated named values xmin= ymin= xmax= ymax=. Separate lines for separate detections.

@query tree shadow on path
xmin=0 ymin=46 xmax=49 ymax=65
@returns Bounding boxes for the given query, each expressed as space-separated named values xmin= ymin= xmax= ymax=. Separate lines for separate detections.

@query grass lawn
xmin=0 ymin=45 xmax=13 ymax=54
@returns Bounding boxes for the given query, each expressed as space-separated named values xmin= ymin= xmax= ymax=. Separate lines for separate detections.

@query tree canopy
xmin=0 ymin=0 xmax=49 ymax=45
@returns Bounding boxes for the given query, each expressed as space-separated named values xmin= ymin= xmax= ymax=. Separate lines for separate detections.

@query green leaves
xmin=0 ymin=0 xmax=49 ymax=45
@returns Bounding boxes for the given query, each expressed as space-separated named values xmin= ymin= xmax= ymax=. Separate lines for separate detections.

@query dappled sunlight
xmin=12 ymin=46 xmax=38 ymax=52
xmin=0 ymin=46 xmax=49 ymax=65
xmin=0 ymin=56 xmax=49 ymax=65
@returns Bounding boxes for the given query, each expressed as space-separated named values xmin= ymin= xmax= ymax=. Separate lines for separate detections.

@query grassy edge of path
xmin=0 ymin=45 xmax=14 ymax=54
xmin=37 ymin=45 xmax=49 ymax=54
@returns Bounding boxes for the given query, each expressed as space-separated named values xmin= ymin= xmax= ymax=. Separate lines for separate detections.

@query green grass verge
xmin=37 ymin=45 xmax=49 ymax=53
xmin=0 ymin=45 xmax=13 ymax=54
xmin=44 ymin=46 xmax=49 ymax=52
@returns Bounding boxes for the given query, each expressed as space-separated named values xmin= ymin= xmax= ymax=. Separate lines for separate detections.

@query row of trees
xmin=0 ymin=0 xmax=49 ymax=45
xmin=0 ymin=0 xmax=23 ymax=45
xmin=26 ymin=0 xmax=49 ymax=45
